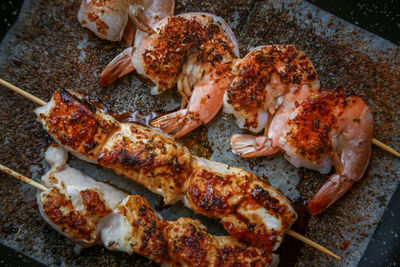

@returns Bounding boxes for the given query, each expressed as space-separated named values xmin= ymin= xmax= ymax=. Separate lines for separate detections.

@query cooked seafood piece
xmin=231 ymin=85 xmax=313 ymax=158
xmin=101 ymin=12 xmax=240 ymax=138
xmin=186 ymin=157 xmax=297 ymax=251
xmin=77 ymin=0 xmax=175 ymax=46
xmin=38 ymin=145 xmax=278 ymax=266
xmin=35 ymin=89 xmax=193 ymax=204
xmin=283 ymin=91 xmax=373 ymax=214
xmin=223 ymin=45 xmax=319 ymax=133
xmin=231 ymin=90 xmax=373 ymax=215
xmin=163 ymin=217 xmax=279 ymax=267
xmin=38 ymin=145 xmax=127 ymax=249
xmin=35 ymin=89 xmax=296 ymax=251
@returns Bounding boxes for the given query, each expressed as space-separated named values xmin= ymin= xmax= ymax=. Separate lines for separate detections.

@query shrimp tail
xmin=128 ymin=5 xmax=155 ymax=34
xmin=100 ymin=47 xmax=135 ymax=86
xmin=150 ymin=109 xmax=202 ymax=138
xmin=308 ymin=174 xmax=354 ymax=215
xmin=122 ymin=19 xmax=136 ymax=47
xmin=231 ymin=134 xmax=281 ymax=158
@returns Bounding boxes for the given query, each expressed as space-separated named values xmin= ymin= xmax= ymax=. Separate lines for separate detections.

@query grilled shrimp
xmin=100 ymin=12 xmax=240 ymax=138
xmin=223 ymin=45 xmax=320 ymax=133
xmin=282 ymin=91 xmax=373 ymax=215
xmin=231 ymin=85 xmax=313 ymax=157
xmin=77 ymin=0 xmax=174 ymax=46
xmin=232 ymin=90 xmax=373 ymax=215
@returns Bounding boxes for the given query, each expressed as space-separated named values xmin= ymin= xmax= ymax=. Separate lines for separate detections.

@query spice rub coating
xmin=164 ymin=217 xmax=276 ymax=267
xmin=99 ymin=123 xmax=193 ymax=204
xmin=186 ymin=158 xmax=297 ymax=252
xmin=36 ymin=90 xmax=193 ymax=204
xmin=285 ymin=91 xmax=367 ymax=165
xmin=35 ymin=90 xmax=117 ymax=161
xmin=40 ymin=187 xmax=111 ymax=244
xmin=138 ymin=13 xmax=237 ymax=92
xmin=224 ymin=45 xmax=319 ymax=132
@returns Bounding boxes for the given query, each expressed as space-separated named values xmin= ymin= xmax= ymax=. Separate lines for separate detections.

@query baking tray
xmin=0 ymin=0 xmax=399 ymax=266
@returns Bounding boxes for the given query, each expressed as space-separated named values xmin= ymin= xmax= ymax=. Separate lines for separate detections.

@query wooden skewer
xmin=0 ymin=78 xmax=46 ymax=106
xmin=0 ymin=163 xmax=341 ymax=260
xmin=1 ymin=77 xmax=399 ymax=158
xmin=287 ymin=229 xmax=341 ymax=260
xmin=0 ymin=163 xmax=47 ymax=191
xmin=372 ymin=138 xmax=400 ymax=158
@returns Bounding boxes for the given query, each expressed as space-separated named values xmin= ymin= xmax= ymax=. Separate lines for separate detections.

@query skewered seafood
xmin=223 ymin=45 xmax=373 ymax=214
xmin=231 ymin=90 xmax=373 ymax=215
xmin=34 ymin=89 xmax=297 ymax=251
xmin=223 ymin=45 xmax=320 ymax=133
xmin=39 ymin=145 xmax=278 ymax=266
xmin=100 ymin=13 xmax=240 ymax=138
xmin=77 ymin=0 xmax=175 ymax=46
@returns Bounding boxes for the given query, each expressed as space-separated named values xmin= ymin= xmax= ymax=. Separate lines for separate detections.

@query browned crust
xmin=119 ymin=196 xmax=168 ymax=264
xmin=98 ymin=126 xmax=193 ymax=201
xmin=80 ymin=189 xmax=112 ymax=218
xmin=226 ymin=45 xmax=317 ymax=129
xmin=187 ymin=169 xmax=296 ymax=252
xmin=187 ymin=169 xmax=242 ymax=216
xmin=215 ymin=243 xmax=271 ymax=267
xmin=142 ymin=15 xmax=236 ymax=90
xmin=164 ymin=218 xmax=273 ymax=266
xmin=43 ymin=90 xmax=117 ymax=159
xmin=165 ymin=220 xmax=211 ymax=267
xmin=286 ymin=90 xmax=356 ymax=163
xmin=42 ymin=187 xmax=111 ymax=242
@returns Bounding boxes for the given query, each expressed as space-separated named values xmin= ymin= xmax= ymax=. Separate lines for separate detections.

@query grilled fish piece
xmin=185 ymin=157 xmax=297 ymax=251
xmin=38 ymin=145 xmax=277 ymax=266
xmin=35 ymin=89 xmax=296 ymax=252
xmin=164 ymin=217 xmax=278 ymax=267
xmin=35 ymin=89 xmax=193 ymax=204
xmin=38 ymin=145 xmax=127 ymax=249
xmin=100 ymin=195 xmax=169 ymax=264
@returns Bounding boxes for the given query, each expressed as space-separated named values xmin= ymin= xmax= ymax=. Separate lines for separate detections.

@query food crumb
xmin=340 ymin=240 xmax=350 ymax=250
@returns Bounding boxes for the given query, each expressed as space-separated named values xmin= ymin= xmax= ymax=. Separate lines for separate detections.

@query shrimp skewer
xmin=100 ymin=13 xmax=240 ymax=138
xmin=77 ymin=0 xmax=175 ymax=46
xmin=231 ymin=90 xmax=374 ymax=215
xmin=225 ymin=45 xmax=374 ymax=214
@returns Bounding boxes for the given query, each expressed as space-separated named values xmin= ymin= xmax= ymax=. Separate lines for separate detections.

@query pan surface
xmin=0 ymin=0 xmax=399 ymax=266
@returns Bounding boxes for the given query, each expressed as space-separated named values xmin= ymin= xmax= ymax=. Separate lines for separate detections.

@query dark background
xmin=0 ymin=0 xmax=399 ymax=266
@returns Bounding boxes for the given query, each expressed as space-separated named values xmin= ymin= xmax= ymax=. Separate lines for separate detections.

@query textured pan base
xmin=0 ymin=0 xmax=399 ymax=266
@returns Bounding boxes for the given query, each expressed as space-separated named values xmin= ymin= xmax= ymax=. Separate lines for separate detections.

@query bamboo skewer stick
xmin=0 ymin=164 xmax=47 ymax=191
xmin=287 ymin=229 xmax=341 ymax=260
xmin=372 ymin=138 xmax=400 ymax=158
xmin=1 ymin=77 xmax=399 ymax=158
xmin=0 ymin=164 xmax=341 ymax=260
xmin=0 ymin=79 xmax=46 ymax=106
